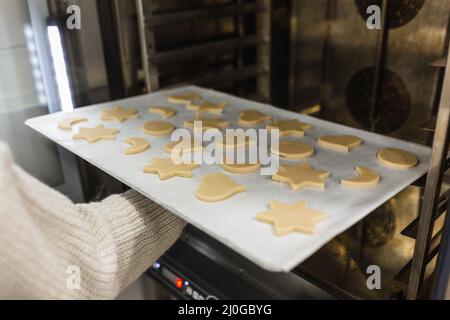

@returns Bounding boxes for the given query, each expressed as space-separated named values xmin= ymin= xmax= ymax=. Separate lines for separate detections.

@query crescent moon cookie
xmin=184 ymin=118 xmax=229 ymax=131
xmin=58 ymin=117 xmax=88 ymax=130
xmin=317 ymin=135 xmax=362 ymax=152
xmin=271 ymin=141 xmax=314 ymax=160
xmin=341 ymin=166 xmax=380 ymax=188
xmin=101 ymin=106 xmax=138 ymax=123
xmin=143 ymin=158 xmax=199 ymax=180
xmin=256 ymin=200 xmax=327 ymax=236
xmin=272 ymin=163 xmax=330 ymax=191
xmin=168 ymin=92 xmax=201 ymax=105
xmin=239 ymin=110 xmax=272 ymax=126
xmin=149 ymin=106 xmax=176 ymax=119
xmin=377 ymin=148 xmax=418 ymax=169
xmin=143 ymin=121 xmax=175 ymax=136
xmin=186 ymin=100 xmax=227 ymax=115
xmin=73 ymin=125 xmax=119 ymax=143
xmin=266 ymin=119 xmax=312 ymax=137
xmin=196 ymin=173 xmax=246 ymax=202
xmin=123 ymin=137 xmax=150 ymax=155
xmin=221 ymin=163 xmax=261 ymax=174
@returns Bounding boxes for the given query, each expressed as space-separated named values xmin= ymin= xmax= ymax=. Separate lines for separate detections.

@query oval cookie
xmin=377 ymin=148 xmax=418 ymax=169
xmin=143 ymin=121 xmax=175 ymax=136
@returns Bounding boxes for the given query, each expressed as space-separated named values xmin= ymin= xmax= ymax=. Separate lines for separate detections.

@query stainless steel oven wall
xmin=289 ymin=0 xmax=450 ymax=144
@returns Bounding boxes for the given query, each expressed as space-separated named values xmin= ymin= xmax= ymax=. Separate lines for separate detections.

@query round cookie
xmin=143 ymin=121 xmax=175 ymax=136
xmin=377 ymin=148 xmax=418 ymax=169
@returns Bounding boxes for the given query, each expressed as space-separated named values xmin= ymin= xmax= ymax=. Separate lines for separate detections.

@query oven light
xmin=47 ymin=25 xmax=74 ymax=112
xmin=153 ymin=262 xmax=161 ymax=269
xmin=175 ymin=278 xmax=184 ymax=289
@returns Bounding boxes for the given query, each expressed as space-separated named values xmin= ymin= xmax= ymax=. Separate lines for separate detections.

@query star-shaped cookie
xmin=256 ymin=200 xmax=327 ymax=236
xmin=186 ymin=100 xmax=227 ymax=115
xmin=272 ymin=163 xmax=329 ymax=191
xmin=101 ymin=106 xmax=138 ymax=122
xmin=143 ymin=158 xmax=199 ymax=180
xmin=72 ymin=125 xmax=119 ymax=143
xmin=266 ymin=119 xmax=311 ymax=137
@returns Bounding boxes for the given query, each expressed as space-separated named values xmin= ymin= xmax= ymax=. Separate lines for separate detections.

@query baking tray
xmin=25 ymin=86 xmax=431 ymax=272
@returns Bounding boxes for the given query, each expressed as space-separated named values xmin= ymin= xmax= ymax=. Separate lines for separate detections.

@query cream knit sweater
xmin=0 ymin=143 xmax=186 ymax=299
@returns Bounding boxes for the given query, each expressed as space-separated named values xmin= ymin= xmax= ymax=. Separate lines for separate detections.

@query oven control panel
xmin=148 ymin=261 xmax=219 ymax=300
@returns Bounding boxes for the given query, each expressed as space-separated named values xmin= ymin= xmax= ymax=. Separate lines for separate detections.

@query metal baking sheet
xmin=25 ymin=86 xmax=431 ymax=272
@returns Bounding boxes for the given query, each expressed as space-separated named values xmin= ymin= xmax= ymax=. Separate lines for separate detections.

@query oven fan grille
xmin=355 ymin=0 xmax=425 ymax=29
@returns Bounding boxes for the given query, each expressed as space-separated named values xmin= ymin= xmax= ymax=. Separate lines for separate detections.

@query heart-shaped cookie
xmin=196 ymin=173 xmax=246 ymax=202
xmin=317 ymin=135 xmax=362 ymax=152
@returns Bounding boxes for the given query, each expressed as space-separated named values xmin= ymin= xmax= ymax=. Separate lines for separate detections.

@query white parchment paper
xmin=25 ymin=85 xmax=431 ymax=272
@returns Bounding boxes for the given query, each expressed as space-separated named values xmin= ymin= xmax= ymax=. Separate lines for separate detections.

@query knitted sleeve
xmin=0 ymin=143 xmax=186 ymax=299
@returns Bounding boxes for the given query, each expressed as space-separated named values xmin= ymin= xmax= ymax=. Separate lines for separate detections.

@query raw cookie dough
xmin=317 ymin=135 xmax=362 ymax=152
xmin=266 ymin=119 xmax=311 ymax=137
xmin=58 ymin=117 xmax=88 ymax=130
xmin=271 ymin=141 xmax=314 ymax=160
xmin=256 ymin=200 xmax=327 ymax=236
xmin=341 ymin=166 xmax=380 ymax=188
xmin=123 ymin=137 xmax=150 ymax=155
xmin=168 ymin=92 xmax=201 ymax=105
xmin=377 ymin=148 xmax=418 ymax=169
xmin=149 ymin=106 xmax=176 ymax=119
xmin=272 ymin=163 xmax=329 ymax=191
xmin=218 ymin=133 xmax=255 ymax=149
xmin=239 ymin=110 xmax=272 ymax=126
xmin=143 ymin=158 xmax=199 ymax=180
xmin=164 ymin=138 xmax=203 ymax=155
xmin=143 ymin=121 xmax=175 ymax=136
xmin=221 ymin=163 xmax=261 ymax=174
xmin=196 ymin=173 xmax=246 ymax=202
xmin=73 ymin=125 xmax=119 ymax=143
xmin=101 ymin=106 xmax=138 ymax=122
xmin=186 ymin=100 xmax=227 ymax=114
xmin=184 ymin=118 xmax=229 ymax=131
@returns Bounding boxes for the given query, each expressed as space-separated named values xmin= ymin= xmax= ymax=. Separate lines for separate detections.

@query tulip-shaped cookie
xmin=196 ymin=173 xmax=246 ymax=202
